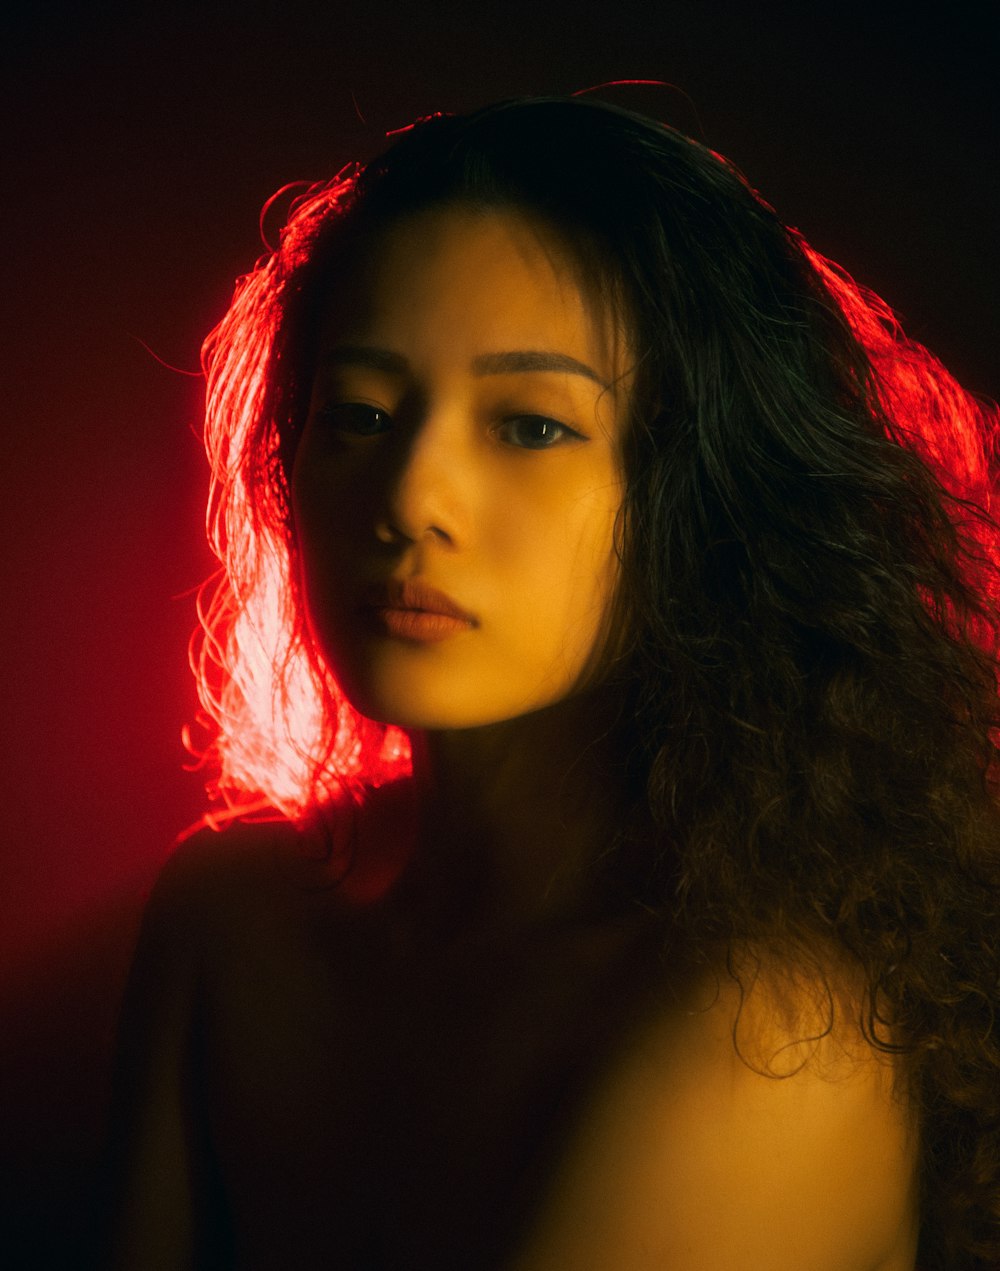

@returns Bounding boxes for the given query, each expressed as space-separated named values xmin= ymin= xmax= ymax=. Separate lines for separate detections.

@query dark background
xmin=2 ymin=1 xmax=996 ymax=1264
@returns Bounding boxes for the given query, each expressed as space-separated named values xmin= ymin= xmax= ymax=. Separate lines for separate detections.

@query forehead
xmin=316 ymin=205 xmax=628 ymax=379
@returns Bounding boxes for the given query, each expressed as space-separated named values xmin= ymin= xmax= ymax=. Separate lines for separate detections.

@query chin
xmin=335 ymin=679 xmax=468 ymax=731
xmin=329 ymin=649 xmax=590 ymax=732
xmin=352 ymin=700 xmax=514 ymax=732
xmin=341 ymin=680 xmax=558 ymax=733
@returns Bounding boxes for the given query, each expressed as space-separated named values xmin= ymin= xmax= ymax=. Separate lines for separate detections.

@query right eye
xmin=317 ymin=403 xmax=393 ymax=436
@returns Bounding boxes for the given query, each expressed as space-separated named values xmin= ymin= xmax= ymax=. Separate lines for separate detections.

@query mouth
xmin=359 ymin=578 xmax=478 ymax=642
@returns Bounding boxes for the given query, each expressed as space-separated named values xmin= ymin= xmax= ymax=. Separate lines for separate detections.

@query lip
xmin=359 ymin=578 xmax=478 ymax=642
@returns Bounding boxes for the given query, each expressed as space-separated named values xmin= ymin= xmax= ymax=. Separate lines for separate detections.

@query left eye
xmin=497 ymin=416 xmax=581 ymax=449
xmin=317 ymin=403 xmax=393 ymax=436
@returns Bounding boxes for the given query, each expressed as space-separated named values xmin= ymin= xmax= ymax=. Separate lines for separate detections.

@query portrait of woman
xmin=103 ymin=96 xmax=1000 ymax=1269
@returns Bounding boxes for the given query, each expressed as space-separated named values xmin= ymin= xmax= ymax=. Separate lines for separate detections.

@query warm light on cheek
xmin=289 ymin=527 xmax=623 ymax=733
xmin=266 ymin=207 xmax=639 ymax=741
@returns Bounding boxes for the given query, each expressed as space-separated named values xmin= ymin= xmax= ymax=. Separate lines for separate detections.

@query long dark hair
xmin=196 ymin=97 xmax=1000 ymax=1266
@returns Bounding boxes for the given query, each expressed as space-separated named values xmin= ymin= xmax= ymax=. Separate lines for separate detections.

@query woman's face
xmin=291 ymin=205 xmax=630 ymax=730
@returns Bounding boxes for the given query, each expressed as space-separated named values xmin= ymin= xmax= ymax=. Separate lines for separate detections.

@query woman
xmin=107 ymin=97 xmax=1000 ymax=1269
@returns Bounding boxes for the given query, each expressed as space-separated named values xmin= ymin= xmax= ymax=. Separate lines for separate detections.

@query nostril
xmin=374 ymin=518 xmax=413 ymax=545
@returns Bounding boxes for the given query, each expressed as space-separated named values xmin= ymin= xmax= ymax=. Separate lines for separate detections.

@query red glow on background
xmin=3 ymin=6 xmax=995 ymax=1265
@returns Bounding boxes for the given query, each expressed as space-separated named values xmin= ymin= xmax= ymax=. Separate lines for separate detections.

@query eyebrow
xmin=322 ymin=345 xmax=609 ymax=390
xmin=473 ymin=350 xmax=609 ymax=389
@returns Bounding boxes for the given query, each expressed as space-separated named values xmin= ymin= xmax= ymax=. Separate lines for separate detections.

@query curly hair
xmin=193 ymin=97 xmax=1000 ymax=1266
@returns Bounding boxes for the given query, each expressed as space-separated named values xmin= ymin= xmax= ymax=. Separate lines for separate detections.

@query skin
xmin=108 ymin=828 xmax=920 ymax=1270
xmin=291 ymin=205 xmax=636 ymax=921
xmin=292 ymin=205 xmax=629 ymax=733
xmin=107 ymin=204 xmax=921 ymax=1269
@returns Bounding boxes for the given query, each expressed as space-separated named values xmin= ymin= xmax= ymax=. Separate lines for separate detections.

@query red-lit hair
xmin=192 ymin=112 xmax=997 ymax=822
xmin=191 ymin=98 xmax=1000 ymax=1264
xmin=193 ymin=168 xmax=410 ymax=822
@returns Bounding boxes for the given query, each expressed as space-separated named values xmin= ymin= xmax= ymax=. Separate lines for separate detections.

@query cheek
xmin=565 ymin=507 xmax=623 ymax=659
xmin=291 ymin=438 xmax=371 ymax=571
xmin=292 ymin=505 xmax=343 ymax=607
xmin=496 ymin=485 xmax=622 ymax=669
xmin=292 ymin=448 xmax=357 ymax=541
xmin=290 ymin=489 xmax=357 ymax=654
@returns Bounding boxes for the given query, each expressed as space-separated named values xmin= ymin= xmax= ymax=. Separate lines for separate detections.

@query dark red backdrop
xmin=2 ymin=2 xmax=996 ymax=1263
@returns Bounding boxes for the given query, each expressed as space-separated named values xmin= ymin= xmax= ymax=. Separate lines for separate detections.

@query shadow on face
xmin=290 ymin=204 xmax=636 ymax=733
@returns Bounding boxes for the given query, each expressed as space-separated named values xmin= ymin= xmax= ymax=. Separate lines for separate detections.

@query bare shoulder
xmin=113 ymin=815 xmax=325 ymax=1078
xmin=137 ymin=812 xmax=365 ymax=953
xmin=106 ymin=814 xmax=358 ymax=1268
xmin=513 ymin=950 xmax=921 ymax=1271
xmin=146 ymin=816 xmax=317 ymax=906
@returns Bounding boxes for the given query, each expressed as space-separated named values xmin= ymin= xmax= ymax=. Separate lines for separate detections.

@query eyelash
xmin=315 ymin=404 xmax=584 ymax=450
xmin=317 ymin=403 xmax=393 ymax=437
xmin=497 ymin=416 xmax=583 ymax=449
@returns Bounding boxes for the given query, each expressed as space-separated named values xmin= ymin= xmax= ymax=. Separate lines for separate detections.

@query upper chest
xmin=190 ymin=855 xmax=919 ymax=1271
xmin=195 ymin=863 xmax=664 ymax=1268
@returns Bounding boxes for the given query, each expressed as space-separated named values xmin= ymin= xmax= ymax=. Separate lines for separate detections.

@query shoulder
xmin=105 ymin=821 xmax=307 ymax=1267
xmin=517 ymin=950 xmax=921 ymax=1271
xmin=152 ymin=780 xmax=419 ymax=914
xmin=106 ymin=809 xmax=397 ymax=1267
xmin=131 ymin=819 xmax=302 ymax=949
xmin=153 ymin=815 xmax=318 ymax=893
xmin=119 ymin=819 xmax=302 ymax=1004
xmin=128 ymin=796 xmax=421 ymax=1016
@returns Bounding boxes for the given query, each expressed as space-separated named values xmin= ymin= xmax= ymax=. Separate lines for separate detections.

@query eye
xmin=497 ymin=415 xmax=583 ymax=450
xmin=316 ymin=403 xmax=393 ymax=436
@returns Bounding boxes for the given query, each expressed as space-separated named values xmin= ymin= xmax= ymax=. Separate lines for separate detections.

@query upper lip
xmin=362 ymin=578 xmax=478 ymax=624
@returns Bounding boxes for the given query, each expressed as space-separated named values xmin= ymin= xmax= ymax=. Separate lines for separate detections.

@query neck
xmin=408 ymin=688 xmax=635 ymax=931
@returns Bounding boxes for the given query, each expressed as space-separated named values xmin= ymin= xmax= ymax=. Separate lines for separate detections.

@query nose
xmin=373 ymin=407 xmax=473 ymax=548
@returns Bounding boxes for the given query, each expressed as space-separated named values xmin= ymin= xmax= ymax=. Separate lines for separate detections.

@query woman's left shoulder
xmin=514 ymin=949 xmax=921 ymax=1270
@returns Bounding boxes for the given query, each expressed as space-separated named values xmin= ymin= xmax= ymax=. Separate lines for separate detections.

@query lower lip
xmin=367 ymin=607 xmax=475 ymax=642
